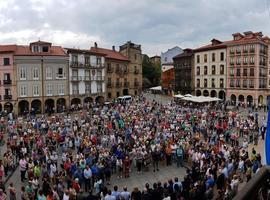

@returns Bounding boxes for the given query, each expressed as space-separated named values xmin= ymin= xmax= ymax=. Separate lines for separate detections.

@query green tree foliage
xmin=142 ymin=55 xmax=161 ymax=88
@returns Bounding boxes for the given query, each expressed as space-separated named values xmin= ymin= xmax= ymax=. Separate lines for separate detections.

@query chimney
xmin=94 ymin=42 xmax=97 ymax=48
xmin=112 ymin=45 xmax=115 ymax=51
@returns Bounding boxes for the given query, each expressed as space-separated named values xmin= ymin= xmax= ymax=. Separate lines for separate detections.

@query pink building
xmin=226 ymin=32 xmax=270 ymax=107
xmin=0 ymin=45 xmax=17 ymax=113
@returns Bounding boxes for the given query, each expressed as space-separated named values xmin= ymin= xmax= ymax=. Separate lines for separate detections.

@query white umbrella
xmin=184 ymin=94 xmax=192 ymax=97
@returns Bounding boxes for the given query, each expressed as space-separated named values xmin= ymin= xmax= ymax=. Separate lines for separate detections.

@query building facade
xmin=194 ymin=39 xmax=227 ymax=100
xmin=0 ymin=45 xmax=17 ymax=113
xmin=65 ymin=47 xmax=106 ymax=106
xmin=119 ymin=41 xmax=142 ymax=97
xmin=173 ymin=48 xmax=194 ymax=95
xmin=226 ymin=32 xmax=270 ymax=107
xmin=150 ymin=55 xmax=161 ymax=64
xmin=161 ymin=46 xmax=182 ymax=94
xmin=91 ymin=41 xmax=142 ymax=100
xmin=15 ymin=41 xmax=69 ymax=114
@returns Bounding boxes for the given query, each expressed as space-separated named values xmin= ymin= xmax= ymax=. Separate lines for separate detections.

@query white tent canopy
xmin=149 ymin=86 xmax=162 ymax=91
xmin=174 ymin=94 xmax=184 ymax=98
xmin=180 ymin=95 xmax=221 ymax=103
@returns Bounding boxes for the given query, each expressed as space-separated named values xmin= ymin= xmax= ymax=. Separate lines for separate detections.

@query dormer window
xmin=33 ymin=45 xmax=39 ymax=52
xmin=42 ymin=46 xmax=49 ymax=52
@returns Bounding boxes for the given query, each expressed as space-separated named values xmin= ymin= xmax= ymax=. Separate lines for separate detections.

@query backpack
xmin=176 ymin=148 xmax=183 ymax=157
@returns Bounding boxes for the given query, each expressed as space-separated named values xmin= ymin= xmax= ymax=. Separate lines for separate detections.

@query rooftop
xmin=90 ymin=47 xmax=129 ymax=61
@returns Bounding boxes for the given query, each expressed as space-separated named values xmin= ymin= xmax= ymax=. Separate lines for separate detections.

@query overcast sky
xmin=0 ymin=0 xmax=270 ymax=56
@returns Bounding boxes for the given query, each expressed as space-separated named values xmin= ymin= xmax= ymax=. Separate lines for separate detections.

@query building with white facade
xmin=65 ymin=46 xmax=106 ymax=106
xmin=194 ymin=39 xmax=227 ymax=100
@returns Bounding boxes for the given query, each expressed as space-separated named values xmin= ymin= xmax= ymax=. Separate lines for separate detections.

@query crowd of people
xmin=0 ymin=94 xmax=266 ymax=200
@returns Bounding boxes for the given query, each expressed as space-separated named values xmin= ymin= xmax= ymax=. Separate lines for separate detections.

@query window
xmin=33 ymin=67 xmax=39 ymax=79
xmin=230 ymin=47 xmax=234 ymax=54
xmin=220 ymin=65 xmax=224 ymax=75
xmin=220 ymin=78 xmax=224 ymax=88
xmin=243 ymin=57 xmax=248 ymax=64
xmin=236 ymin=79 xmax=240 ymax=87
xmin=85 ymin=70 xmax=90 ymax=80
xmin=204 ymin=54 xmax=207 ymax=62
xmin=134 ymin=54 xmax=137 ymax=60
xmin=230 ymin=68 xmax=234 ymax=76
xmin=211 ymin=78 xmax=215 ymax=88
xmin=20 ymin=67 xmax=26 ymax=80
xmin=196 ymin=66 xmax=200 ymax=75
xmin=236 ymin=68 xmax=241 ymax=76
xmin=243 ymin=45 xmax=248 ymax=52
xmin=211 ymin=65 xmax=216 ymax=75
xmin=196 ymin=55 xmax=200 ymax=63
xmin=20 ymin=85 xmax=27 ymax=97
xmin=243 ymin=69 xmax=247 ymax=76
xmin=220 ymin=52 xmax=224 ymax=61
xmin=4 ymin=73 xmax=10 ymax=81
xmin=3 ymin=58 xmax=10 ymax=66
xmin=230 ymin=57 xmax=234 ymax=65
xmin=250 ymin=68 xmax=254 ymax=76
xmin=58 ymin=85 xmax=65 ymax=95
xmin=204 ymin=79 xmax=207 ymax=87
xmin=249 ymin=80 xmax=254 ymax=88
xmin=72 ymin=55 xmax=78 ymax=63
xmin=72 ymin=84 xmax=79 ymax=94
xmin=165 ymin=57 xmax=167 ymax=62
xmin=243 ymin=80 xmax=247 ymax=88
xmin=33 ymin=45 xmax=39 ymax=52
xmin=236 ymin=57 xmax=241 ymax=65
xmin=204 ymin=66 xmax=207 ymax=75
xmin=96 ymin=57 xmax=102 ymax=66
xmin=250 ymin=56 xmax=254 ymax=64
xmin=33 ymin=85 xmax=39 ymax=96
xmin=46 ymin=67 xmax=52 ymax=79
xmin=212 ymin=53 xmax=215 ymax=62
xmin=236 ymin=46 xmax=241 ymax=53
xmin=250 ymin=44 xmax=255 ymax=52
xmin=97 ymin=69 xmax=102 ymax=80
xmin=42 ymin=46 xmax=49 ymax=52
xmin=85 ymin=84 xmax=91 ymax=93
xmin=85 ymin=56 xmax=90 ymax=65
xmin=196 ymin=79 xmax=200 ymax=87
xmin=230 ymin=79 xmax=234 ymax=87
xmin=97 ymin=83 xmax=102 ymax=93
xmin=57 ymin=68 xmax=64 ymax=78
xmin=46 ymin=84 xmax=53 ymax=96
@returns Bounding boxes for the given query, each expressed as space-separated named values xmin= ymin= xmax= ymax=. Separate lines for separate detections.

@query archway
xmin=231 ymin=94 xmax=236 ymax=106
xmin=31 ymin=99 xmax=41 ymax=114
xmin=210 ymin=90 xmax=217 ymax=97
xmin=4 ymin=102 xmax=13 ymax=113
xmin=247 ymin=95 xmax=253 ymax=107
xmin=45 ymin=99 xmax=55 ymax=113
xmin=71 ymin=98 xmax=81 ymax=105
xmin=238 ymin=95 xmax=244 ymax=103
xmin=203 ymin=90 xmax=209 ymax=97
xmin=95 ymin=96 xmax=105 ymax=104
xmin=84 ymin=97 xmax=93 ymax=103
xmin=196 ymin=90 xmax=202 ymax=96
xmin=123 ymin=89 xmax=129 ymax=96
xmin=218 ymin=91 xmax=226 ymax=101
xmin=56 ymin=98 xmax=66 ymax=113
xmin=258 ymin=95 xmax=264 ymax=105
xmin=18 ymin=100 xmax=29 ymax=115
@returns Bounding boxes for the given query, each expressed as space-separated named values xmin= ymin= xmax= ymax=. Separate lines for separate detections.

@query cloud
xmin=0 ymin=0 xmax=269 ymax=55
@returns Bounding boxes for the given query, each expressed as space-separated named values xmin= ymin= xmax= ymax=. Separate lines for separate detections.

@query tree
xmin=142 ymin=55 xmax=161 ymax=88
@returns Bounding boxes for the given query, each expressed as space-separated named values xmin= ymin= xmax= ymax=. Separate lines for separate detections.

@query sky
xmin=0 ymin=0 xmax=270 ymax=56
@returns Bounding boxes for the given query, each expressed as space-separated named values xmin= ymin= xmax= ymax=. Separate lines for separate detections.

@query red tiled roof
xmin=0 ymin=45 xmax=17 ymax=53
xmin=90 ymin=47 xmax=129 ymax=61
xmin=14 ymin=45 xmax=67 ymax=56
xmin=30 ymin=40 xmax=52 ymax=46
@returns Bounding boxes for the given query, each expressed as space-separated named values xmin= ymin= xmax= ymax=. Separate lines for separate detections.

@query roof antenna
xmin=38 ymin=37 xmax=40 ymax=42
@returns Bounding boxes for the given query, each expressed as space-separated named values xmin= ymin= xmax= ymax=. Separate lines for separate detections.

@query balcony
xmin=249 ymin=85 xmax=254 ymax=88
xmin=4 ymin=95 xmax=12 ymax=100
xmin=94 ymin=76 xmax=104 ymax=81
xmin=85 ymin=89 xmax=91 ymax=94
xmin=259 ymin=73 xmax=267 ymax=77
xmin=70 ymin=61 xmax=105 ymax=68
xmin=72 ymin=90 xmax=79 ymax=94
xmin=260 ymin=62 xmax=266 ymax=66
xmin=230 ymin=51 xmax=235 ymax=55
xmin=124 ymin=82 xmax=129 ymax=87
xmin=70 ymin=61 xmax=79 ymax=67
xmin=250 ymin=48 xmax=255 ymax=53
xmin=3 ymin=79 xmax=12 ymax=85
xmin=236 ymin=62 xmax=241 ymax=65
xmin=236 ymin=50 xmax=241 ymax=54
xmin=116 ymin=82 xmax=122 ymax=87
